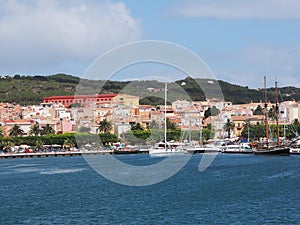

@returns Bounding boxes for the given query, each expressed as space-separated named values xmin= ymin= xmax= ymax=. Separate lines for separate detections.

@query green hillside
xmin=0 ymin=74 xmax=299 ymax=105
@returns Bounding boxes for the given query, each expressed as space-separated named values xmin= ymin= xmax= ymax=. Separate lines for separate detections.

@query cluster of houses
xmin=0 ymin=93 xmax=299 ymax=139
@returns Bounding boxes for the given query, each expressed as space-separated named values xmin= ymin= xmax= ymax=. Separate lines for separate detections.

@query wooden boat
xmin=113 ymin=148 xmax=140 ymax=154
xmin=253 ymin=76 xmax=289 ymax=155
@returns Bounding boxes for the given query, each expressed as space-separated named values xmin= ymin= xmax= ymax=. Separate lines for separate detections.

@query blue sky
xmin=0 ymin=0 xmax=300 ymax=88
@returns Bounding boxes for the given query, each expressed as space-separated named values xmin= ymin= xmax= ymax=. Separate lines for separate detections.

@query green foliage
xmin=240 ymin=124 xmax=300 ymax=141
xmin=29 ymin=124 xmax=41 ymax=136
xmin=9 ymin=125 xmax=25 ymax=137
xmin=0 ymin=126 xmax=4 ymax=137
xmin=0 ymin=74 xmax=299 ymax=105
xmin=0 ymin=132 xmax=120 ymax=150
xmin=204 ymin=106 xmax=220 ymax=118
xmin=253 ymin=105 xmax=264 ymax=115
xmin=98 ymin=133 xmax=118 ymax=145
xmin=166 ymin=118 xmax=178 ymax=130
xmin=40 ymin=124 xmax=55 ymax=135
xmin=224 ymin=119 xmax=235 ymax=138
xmin=140 ymin=96 xmax=165 ymax=105
xmin=124 ymin=130 xmax=151 ymax=145
xmin=130 ymin=123 xmax=144 ymax=131
xmin=268 ymin=105 xmax=277 ymax=121
xmin=68 ymin=103 xmax=83 ymax=108
xmin=98 ymin=119 xmax=112 ymax=133
xmin=78 ymin=126 xmax=91 ymax=133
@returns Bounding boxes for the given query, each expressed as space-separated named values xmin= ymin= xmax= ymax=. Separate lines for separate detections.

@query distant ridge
xmin=0 ymin=74 xmax=299 ymax=105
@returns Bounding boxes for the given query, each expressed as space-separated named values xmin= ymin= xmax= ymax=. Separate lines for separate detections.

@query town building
xmin=42 ymin=94 xmax=118 ymax=108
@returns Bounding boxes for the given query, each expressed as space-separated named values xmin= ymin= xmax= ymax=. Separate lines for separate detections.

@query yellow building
xmin=231 ymin=115 xmax=265 ymax=137
xmin=112 ymin=94 xmax=139 ymax=108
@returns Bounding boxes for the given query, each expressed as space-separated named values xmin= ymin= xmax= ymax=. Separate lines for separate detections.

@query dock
xmin=0 ymin=150 xmax=114 ymax=159
xmin=0 ymin=149 xmax=152 ymax=159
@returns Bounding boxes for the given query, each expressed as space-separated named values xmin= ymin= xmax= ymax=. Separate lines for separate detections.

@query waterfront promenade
xmin=0 ymin=150 xmax=113 ymax=159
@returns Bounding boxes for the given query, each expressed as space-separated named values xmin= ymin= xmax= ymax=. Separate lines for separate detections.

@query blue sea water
xmin=1 ymin=154 xmax=300 ymax=224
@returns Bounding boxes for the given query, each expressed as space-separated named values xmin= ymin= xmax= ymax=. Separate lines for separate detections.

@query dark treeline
xmin=0 ymin=74 xmax=299 ymax=105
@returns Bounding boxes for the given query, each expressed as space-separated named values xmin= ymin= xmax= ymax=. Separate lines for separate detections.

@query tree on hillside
xmin=9 ymin=125 xmax=25 ymax=137
xmin=98 ymin=119 xmax=112 ymax=133
xmin=40 ymin=124 xmax=55 ymax=135
xmin=224 ymin=119 xmax=235 ymax=138
xmin=29 ymin=123 xmax=41 ymax=136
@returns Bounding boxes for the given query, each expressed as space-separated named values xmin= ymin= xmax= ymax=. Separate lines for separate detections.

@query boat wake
xmin=40 ymin=168 xmax=87 ymax=175
xmin=266 ymin=171 xmax=295 ymax=179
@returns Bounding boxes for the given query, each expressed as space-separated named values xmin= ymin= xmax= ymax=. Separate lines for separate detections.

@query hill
xmin=0 ymin=74 xmax=299 ymax=105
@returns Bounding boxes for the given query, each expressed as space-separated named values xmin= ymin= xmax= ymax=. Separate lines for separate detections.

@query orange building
xmin=42 ymin=94 xmax=117 ymax=107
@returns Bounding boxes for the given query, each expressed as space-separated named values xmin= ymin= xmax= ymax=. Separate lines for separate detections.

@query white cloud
xmin=242 ymin=44 xmax=300 ymax=71
xmin=242 ymin=44 xmax=300 ymax=86
xmin=0 ymin=0 xmax=142 ymax=73
xmin=173 ymin=0 xmax=300 ymax=19
xmin=210 ymin=43 xmax=300 ymax=88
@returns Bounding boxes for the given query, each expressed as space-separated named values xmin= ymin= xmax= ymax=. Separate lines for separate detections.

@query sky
xmin=0 ymin=0 xmax=300 ymax=88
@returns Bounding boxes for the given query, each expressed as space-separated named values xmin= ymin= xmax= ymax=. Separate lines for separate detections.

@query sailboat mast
xmin=275 ymin=79 xmax=280 ymax=146
xmin=264 ymin=76 xmax=269 ymax=148
xmin=164 ymin=83 xmax=167 ymax=150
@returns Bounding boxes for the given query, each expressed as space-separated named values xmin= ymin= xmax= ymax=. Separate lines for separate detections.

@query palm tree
xmin=268 ymin=105 xmax=277 ymax=121
xmin=98 ymin=119 xmax=112 ymax=133
xmin=40 ymin=124 xmax=55 ymax=135
xmin=242 ymin=119 xmax=251 ymax=140
xmin=29 ymin=123 xmax=40 ymax=136
xmin=9 ymin=124 xmax=25 ymax=137
xmin=224 ymin=119 xmax=235 ymax=138
xmin=0 ymin=125 xmax=5 ymax=137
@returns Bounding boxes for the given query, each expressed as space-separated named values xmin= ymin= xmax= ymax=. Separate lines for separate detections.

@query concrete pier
xmin=0 ymin=150 xmax=114 ymax=159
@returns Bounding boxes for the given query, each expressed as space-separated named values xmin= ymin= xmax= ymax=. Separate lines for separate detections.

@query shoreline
xmin=0 ymin=150 xmax=113 ymax=159
xmin=1 ymin=149 xmax=299 ymax=159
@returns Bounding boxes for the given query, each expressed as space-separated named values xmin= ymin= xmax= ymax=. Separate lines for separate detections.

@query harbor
xmin=1 ymin=144 xmax=299 ymax=159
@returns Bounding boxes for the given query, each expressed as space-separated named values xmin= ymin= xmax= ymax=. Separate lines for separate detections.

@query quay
xmin=0 ymin=150 xmax=113 ymax=159
xmin=0 ymin=149 xmax=150 ymax=159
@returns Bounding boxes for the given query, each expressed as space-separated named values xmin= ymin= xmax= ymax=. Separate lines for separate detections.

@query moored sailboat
xmin=253 ymin=76 xmax=289 ymax=155
xmin=149 ymin=83 xmax=186 ymax=156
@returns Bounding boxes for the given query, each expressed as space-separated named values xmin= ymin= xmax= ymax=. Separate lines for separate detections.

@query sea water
xmin=1 ymin=154 xmax=300 ymax=224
